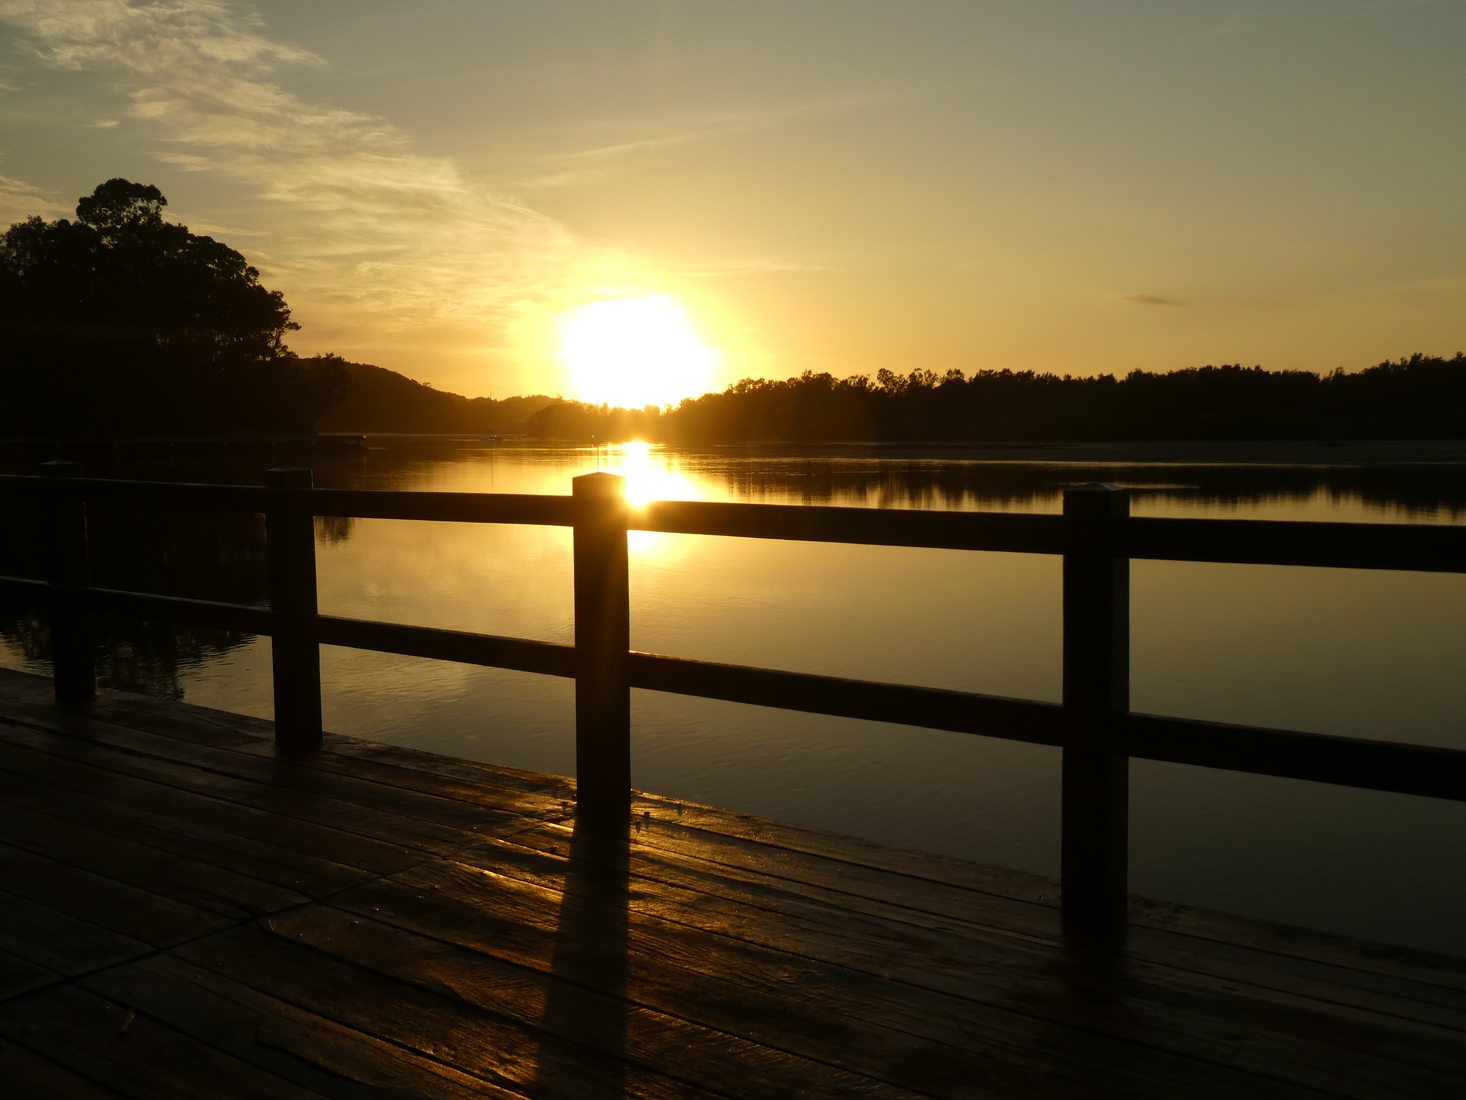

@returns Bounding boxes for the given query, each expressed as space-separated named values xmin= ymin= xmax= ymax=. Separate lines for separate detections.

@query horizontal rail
xmin=0 ymin=475 xmax=275 ymax=513
xmin=312 ymin=616 xmax=575 ymax=678
xmin=10 ymin=565 xmax=1464 ymax=804
xmin=0 ymin=575 xmax=48 ymax=599
xmin=634 ymin=656 xmax=1466 ymax=804
xmin=7 ymin=473 xmax=1466 ymax=571
xmin=628 ymin=652 xmax=1068 ymax=746
xmin=87 ymin=588 xmax=276 ymax=634
xmin=1122 ymin=516 xmax=1466 ymax=573
xmin=5 ymin=466 xmax=1466 ymax=938
xmin=1123 ymin=713 xmax=1466 ymax=803
xmin=291 ymin=488 xmax=577 ymax=527
xmin=0 ymin=577 xmax=275 ymax=634
xmin=638 ymin=500 xmax=1070 ymax=553
xmin=0 ymin=475 xmax=578 ymax=527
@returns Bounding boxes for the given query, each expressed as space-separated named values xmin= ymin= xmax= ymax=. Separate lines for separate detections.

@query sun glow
xmin=556 ymin=293 xmax=719 ymax=408
xmin=607 ymin=439 xmax=700 ymax=508
xmin=597 ymin=440 xmax=702 ymax=556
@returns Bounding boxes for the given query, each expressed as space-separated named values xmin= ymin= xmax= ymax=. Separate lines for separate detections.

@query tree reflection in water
xmin=0 ymin=500 xmax=270 ymax=698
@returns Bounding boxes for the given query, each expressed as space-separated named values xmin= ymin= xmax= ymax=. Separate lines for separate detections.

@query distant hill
xmin=312 ymin=358 xmax=557 ymax=435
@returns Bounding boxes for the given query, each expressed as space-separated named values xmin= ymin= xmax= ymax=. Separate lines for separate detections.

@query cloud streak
xmin=513 ymin=89 xmax=908 ymax=190
xmin=1125 ymin=293 xmax=1189 ymax=307
xmin=0 ymin=0 xmax=604 ymax=388
xmin=0 ymin=172 xmax=65 ymax=223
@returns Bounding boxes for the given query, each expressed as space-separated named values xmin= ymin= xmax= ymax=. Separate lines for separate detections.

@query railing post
xmin=41 ymin=460 xmax=95 ymax=703
xmin=1061 ymin=484 xmax=1130 ymax=940
xmin=572 ymin=472 xmax=631 ymax=818
xmin=265 ymin=467 xmax=322 ymax=755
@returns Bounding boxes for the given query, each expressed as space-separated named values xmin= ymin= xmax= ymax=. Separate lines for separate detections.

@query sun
xmin=555 ymin=293 xmax=719 ymax=408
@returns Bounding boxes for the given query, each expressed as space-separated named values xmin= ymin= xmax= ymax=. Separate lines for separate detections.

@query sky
xmin=1 ymin=0 xmax=1464 ymax=403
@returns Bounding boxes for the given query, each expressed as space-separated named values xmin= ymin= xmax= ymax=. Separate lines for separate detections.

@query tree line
xmin=1 ymin=179 xmax=344 ymax=437
xmin=6 ymin=180 xmax=1463 ymax=444
xmin=527 ymin=356 xmax=1466 ymax=444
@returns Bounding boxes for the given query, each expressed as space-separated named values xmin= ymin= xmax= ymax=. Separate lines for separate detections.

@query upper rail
xmin=2 ymin=465 xmax=1464 ymax=938
xmin=6 ymin=472 xmax=1466 ymax=570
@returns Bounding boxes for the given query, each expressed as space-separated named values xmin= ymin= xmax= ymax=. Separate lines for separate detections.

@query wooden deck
xmin=0 ymin=668 xmax=1462 ymax=1098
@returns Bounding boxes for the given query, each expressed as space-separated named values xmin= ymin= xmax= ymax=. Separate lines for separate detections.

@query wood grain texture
xmin=0 ymin=667 xmax=1462 ymax=1098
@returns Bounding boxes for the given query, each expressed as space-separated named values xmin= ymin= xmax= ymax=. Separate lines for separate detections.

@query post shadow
xmin=529 ymin=806 xmax=631 ymax=1096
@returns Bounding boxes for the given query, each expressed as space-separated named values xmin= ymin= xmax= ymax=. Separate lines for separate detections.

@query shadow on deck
xmin=0 ymin=667 xmax=1461 ymax=1098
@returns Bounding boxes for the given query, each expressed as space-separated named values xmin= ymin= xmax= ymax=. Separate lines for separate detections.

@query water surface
xmin=3 ymin=441 xmax=1463 ymax=954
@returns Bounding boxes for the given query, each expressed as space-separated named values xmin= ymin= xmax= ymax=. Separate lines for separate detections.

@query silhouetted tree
xmin=657 ymin=354 xmax=1466 ymax=444
xmin=0 ymin=179 xmax=344 ymax=436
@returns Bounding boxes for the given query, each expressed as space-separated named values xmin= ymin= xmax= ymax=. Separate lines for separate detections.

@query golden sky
xmin=2 ymin=1 xmax=1463 ymax=403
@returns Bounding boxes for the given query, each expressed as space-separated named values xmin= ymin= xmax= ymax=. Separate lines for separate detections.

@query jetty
xmin=0 ymin=467 xmax=1464 ymax=1096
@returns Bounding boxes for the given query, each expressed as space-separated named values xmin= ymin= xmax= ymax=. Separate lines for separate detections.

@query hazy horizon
xmin=3 ymin=1 xmax=1463 ymax=404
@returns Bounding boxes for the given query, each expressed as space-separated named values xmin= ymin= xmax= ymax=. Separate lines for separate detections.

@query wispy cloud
xmin=513 ymin=90 xmax=907 ymax=190
xmin=1125 ymin=293 xmax=1189 ymax=307
xmin=0 ymin=0 xmax=599 ymax=379
xmin=0 ymin=1 xmax=863 ymax=389
xmin=0 ymin=172 xmax=65 ymax=222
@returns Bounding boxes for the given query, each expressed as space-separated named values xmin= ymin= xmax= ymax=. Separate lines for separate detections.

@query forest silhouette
xmin=528 ymin=354 xmax=1466 ymax=444
xmin=0 ymin=179 xmax=344 ymax=437
xmin=4 ymin=181 xmax=1464 ymax=445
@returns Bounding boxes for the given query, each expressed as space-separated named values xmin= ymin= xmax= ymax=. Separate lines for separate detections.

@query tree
xmin=0 ymin=179 xmax=342 ymax=436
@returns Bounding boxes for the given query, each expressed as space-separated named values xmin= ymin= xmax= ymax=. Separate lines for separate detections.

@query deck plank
xmin=463 ymin=824 xmax=1466 ymax=1042
xmin=0 ymin=699 xmax=548 ymax=849
xmin=0 ymin=797 xmax=308 ymax=919
xmin=0 ymin=888 xmax=150 ymax=980
xmin=0 ymin=667 xmax=1462 ymax=1098
xmin=0 ymin=748 xmax=376 ymax=895
xmin=0 ymin=733 xmax=422 ymax=882
xmin=0 ymin=840 xmax=232 ymax=948
xmin=0 ymin=1041 xmax=128 ymax=1098
xmin=0 ymin=943 xmax=59 ymax=1000
xmin=326 ymin=847 xmax=1326 ymax=1098
xmin=79 ymin=689 xmax=578 ymax=805
xmin=0 ymin=713 xmax=469 ymax=855
xmin=0 ymin=984 xmax=332 ymax=1100
xmin=82 ymin=956 xmax=532 ymax=1100
xmin=178 ymin=924 xmax=730 ymax=1100
xmin=342 ymin=837 xmax=1462 ymax=1098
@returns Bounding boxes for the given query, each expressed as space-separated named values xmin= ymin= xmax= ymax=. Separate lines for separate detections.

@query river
xmin=3 ymin=439 xmax=1464 ymax=954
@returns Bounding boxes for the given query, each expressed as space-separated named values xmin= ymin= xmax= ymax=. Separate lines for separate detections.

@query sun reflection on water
xmin=597 ymin=440 xmax=702 ymax=556
xmin=606 ymin=441 xmax=693 ymax=507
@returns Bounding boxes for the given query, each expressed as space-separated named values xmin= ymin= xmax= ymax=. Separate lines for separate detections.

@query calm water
xmin=4 ymin=441 xmax=1465 ymax=954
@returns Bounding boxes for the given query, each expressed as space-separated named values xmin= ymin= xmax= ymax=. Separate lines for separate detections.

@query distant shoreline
xmin=369 ymin=434 xmax=1466 ymax=467
xmin=484 ymin=436 xmax=1466 ymax=467
xmin=10 ymin=433 xmax=1466 ymax=470
xmin=691 ymin=439 xmax=1466 ymax=466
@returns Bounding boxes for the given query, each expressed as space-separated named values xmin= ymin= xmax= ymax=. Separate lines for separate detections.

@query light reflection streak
xmin=597 ymin=441 xmax=702 ymax=557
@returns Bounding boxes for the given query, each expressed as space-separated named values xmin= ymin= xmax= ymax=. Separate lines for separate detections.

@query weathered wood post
xmin=1061 ymin=484 xmax=1130 ymax=940
xmin=572 ymin=472 xmax=631 ymax=818
xmin=265 ymin=467 xmax=322 ymax=754
xmin=41 ymin=460 xmax=95 ymax=703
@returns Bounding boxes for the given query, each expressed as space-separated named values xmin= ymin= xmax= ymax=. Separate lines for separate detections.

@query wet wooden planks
xmin=0 ymin=667 xmax=1462 ymax=1097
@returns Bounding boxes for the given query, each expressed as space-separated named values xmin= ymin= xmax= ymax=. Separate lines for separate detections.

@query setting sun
xmin=556 ymin=293 xmax=718 ymax=409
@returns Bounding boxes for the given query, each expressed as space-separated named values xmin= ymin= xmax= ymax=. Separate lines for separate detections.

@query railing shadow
xmin=529 ymin=807 xmax=631 ymax=1097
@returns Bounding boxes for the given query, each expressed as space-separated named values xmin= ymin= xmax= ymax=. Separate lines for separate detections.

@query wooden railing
xmin=3 ymin=460 xmax=1466 ymax=939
